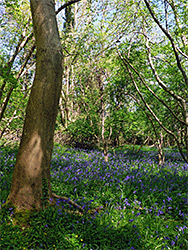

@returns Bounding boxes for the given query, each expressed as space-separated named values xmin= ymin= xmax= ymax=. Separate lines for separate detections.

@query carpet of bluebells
xmin=0 ymin=144 xmax=188 ymax=250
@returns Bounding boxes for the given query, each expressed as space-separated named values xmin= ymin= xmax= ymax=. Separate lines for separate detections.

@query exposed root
xmin=52 ymin=193 xmax=85 ymax=213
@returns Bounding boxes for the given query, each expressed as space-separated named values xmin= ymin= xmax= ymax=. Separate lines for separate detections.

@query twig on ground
xmin=52 ymin=193 xmax=85 ymax=213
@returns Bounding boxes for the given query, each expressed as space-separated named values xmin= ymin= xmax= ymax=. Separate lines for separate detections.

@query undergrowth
xmin=0 ymin=144 xmax=188 ymax=249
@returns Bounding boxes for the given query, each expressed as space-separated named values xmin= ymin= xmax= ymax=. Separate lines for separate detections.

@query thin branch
xmin=0 ymin=88 xmax=14 ymax=123
xmin=143 ymin=0 xmax=188 ymax=87
xmin=127 ymin=93 xmax=164 ymax=151
xmin=176 ymin=47 xmax=188 ymax=60
xmin=146 ymin=37 xmax=187 ymax=117
xmin=117 ymin=48 xmax=188 ymax=163
xmin=0 ymin=110 xmax=18 ymax=139
xmin=145 ymin=37 xmax=188 ymax=119
xmin=52 ymin=193 xmax=84 ymax=213
xmin=0 ymin=19 xmax=32 ymax=101
xmin=16 ymin=44 xmax=36 ymax=80
xmin=117 ymin=44 xmax=187 ymax=127
xmin=166 ymin=0 xmax=188 ymax=48
xmin=56 ymin=0 xmax=82 ymax=15
xmin=1 ymin=0 xmax=80 ymax=121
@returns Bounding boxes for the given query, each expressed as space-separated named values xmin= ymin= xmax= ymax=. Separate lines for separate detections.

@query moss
xmin=2 ymin=199 xmax=34 ymax=228
xmin=12 ymin=209 xmax=35 ymax=228
xmin=1 ymin=193 xmax=56 ymax=229
xmin=2 ymin=198 xmax=15 ymax=210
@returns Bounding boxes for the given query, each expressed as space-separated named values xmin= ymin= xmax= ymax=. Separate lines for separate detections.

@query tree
xmin=2 ymin=0 xmax=187 ymax=166
xmin=8 ymin=0 xmax=63 ymax=210
xmin=115 ymin=0 xmax=188 ymax=163
xmin=0 ymin=0 xmax=34 ymax=139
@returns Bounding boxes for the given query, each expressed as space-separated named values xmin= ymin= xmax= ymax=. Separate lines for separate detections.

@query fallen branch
xmin=52 ymin=193 xmax=84 ymax=213
xmin=52 ymin=193 xmax=104 ymax=215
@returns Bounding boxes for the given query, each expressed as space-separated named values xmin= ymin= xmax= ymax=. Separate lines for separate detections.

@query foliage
xmin=1 ymin=0 xmax=187 ymax=163
xmin=66 ymin=117 xmax=99 ymax=149
xmin=1 ymin=1 xmax=188 ymax=248
xmin=1 ymin=143 xmax=187 ymax=249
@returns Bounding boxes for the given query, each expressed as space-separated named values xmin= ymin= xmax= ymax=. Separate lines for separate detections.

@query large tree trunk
xmin=8 ymin=0 xmax=63 ymax=211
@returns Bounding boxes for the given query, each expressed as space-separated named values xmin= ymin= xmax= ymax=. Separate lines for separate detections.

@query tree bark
xmin=8 ymin=0 xmax=63 ymax=211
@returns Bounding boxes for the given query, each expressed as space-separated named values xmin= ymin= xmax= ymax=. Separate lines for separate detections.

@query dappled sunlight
xmin=26 ymin=131 xmax=43 ymax=178
xmin=15 ymin=184 xmax=35 ymax=209
xmin=1 ymin=145 xmax=188 ymax=249
xmin=33 ymin=1 xmax=59 ymax=48
xmin=5 ymin=131 xmax=44 ymax=210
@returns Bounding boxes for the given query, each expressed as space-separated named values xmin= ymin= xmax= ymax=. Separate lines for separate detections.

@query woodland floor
xmin=0 ymin=144 xmax=188 ymax=250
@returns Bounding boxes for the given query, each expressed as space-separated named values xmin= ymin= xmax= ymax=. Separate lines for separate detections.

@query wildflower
xmin=171 ymin=240 xmax=175 ymax=246
xmin=157 ymin=210 xmax=163 ymax=216
xmin=167 ymin=197 xmax=172 ymax=202
xmin=164 ymin=236 xmax=170 ymax=240
xmin=135 ymin=212 xmax=141 ymax=217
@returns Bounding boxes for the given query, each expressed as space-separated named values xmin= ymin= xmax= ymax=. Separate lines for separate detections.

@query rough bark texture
xmin=8 ymin=0 xmax=63 ymax=210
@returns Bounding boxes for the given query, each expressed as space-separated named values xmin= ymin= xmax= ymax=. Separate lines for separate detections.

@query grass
xmin=0 ymin=143 xmax=188 ymax=249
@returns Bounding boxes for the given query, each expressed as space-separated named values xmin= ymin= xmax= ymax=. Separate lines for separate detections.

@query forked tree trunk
xmin=8 ymin=0 xmax=63 ymax=210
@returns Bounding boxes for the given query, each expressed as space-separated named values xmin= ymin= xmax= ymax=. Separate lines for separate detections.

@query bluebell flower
xmin=171 ymin=240 xmax=175 ymax=246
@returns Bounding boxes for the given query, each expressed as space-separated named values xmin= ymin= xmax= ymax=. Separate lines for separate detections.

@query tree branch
xmin=117 ymin=48 xmax=188 ymax=163
xmin=143 ymin=0 xmax=188 ymax=87
xmin=144 ymin=37 xmax=187 ymax=122
xmin=52 ymin=193 xmax=84 ymax=213
xmin=56 ymin=0 xmax=81 ymax=15
xmin=117 ymin=43 xmax=187 ymax=127
xmin=166 ymin=0 xmax=188 ymax=48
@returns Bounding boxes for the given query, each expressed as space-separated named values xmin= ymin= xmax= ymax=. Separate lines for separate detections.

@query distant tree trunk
xmin=97 ymin=70 xmax=108 ymax=162
xmin=155 ymin=131 xmax=165 ymax=166
xmin=8 ymin=0 xmax=63 ymax=211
